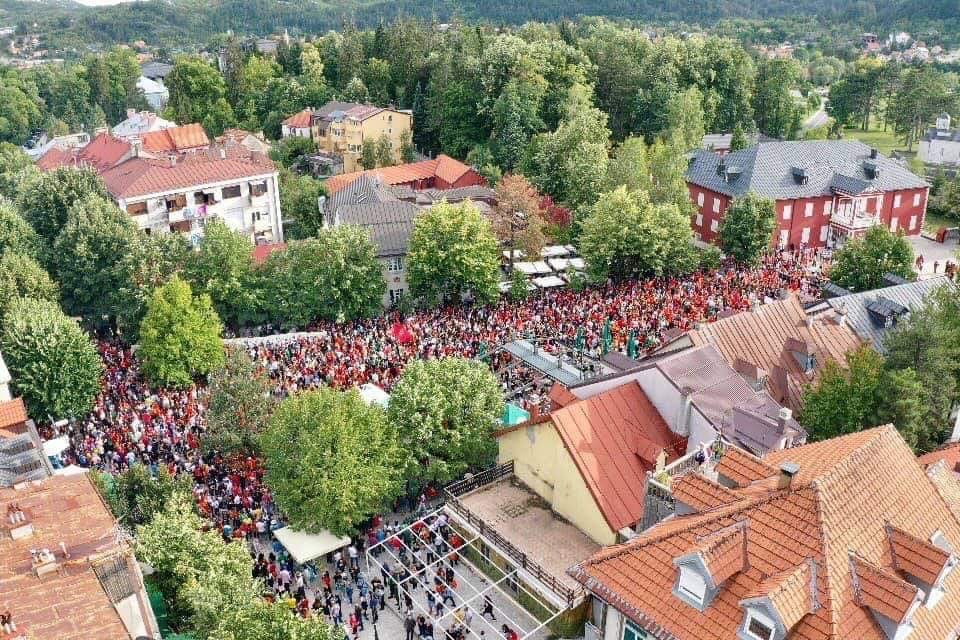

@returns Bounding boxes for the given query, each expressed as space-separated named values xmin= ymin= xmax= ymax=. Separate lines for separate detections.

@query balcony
xmin=639 ymin=439 xmax=729 ymax=532
xmin=831 ymin=211 xmax=879 ymax=230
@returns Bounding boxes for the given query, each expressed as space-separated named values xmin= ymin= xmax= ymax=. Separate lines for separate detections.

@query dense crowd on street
xmin=50 ymin=248 xmax=827 ymax=634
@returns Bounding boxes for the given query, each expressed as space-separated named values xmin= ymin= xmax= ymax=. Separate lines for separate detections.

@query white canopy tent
xmin=513 ymin=261 xmax=552 ymax=275
xmin=546 ymin=257 xmax=585 ymax=272
xmin=541 ymin=245 xmax=572 ymax=258
xmin=272 ymin=526 xmax=351 ymax=565
xmin=358 ymin=383 xmax=390 ymax=408
xmin=532 ymin=275 xmax=566 ymax=289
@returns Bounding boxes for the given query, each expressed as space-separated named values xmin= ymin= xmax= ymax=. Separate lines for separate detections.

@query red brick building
xmin=686 ymin=141 xmax=929 ymax=249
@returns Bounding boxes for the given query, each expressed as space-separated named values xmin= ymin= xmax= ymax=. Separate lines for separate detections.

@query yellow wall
xmin=498 ymin=422 xmax=617 ymax=546
xmin=313 ymin=109 xmax=412 ymax=173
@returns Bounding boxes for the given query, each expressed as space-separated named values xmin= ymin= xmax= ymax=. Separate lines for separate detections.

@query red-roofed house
xmin=497 ymin=380 xmax=688 ymax=545
xmin=325 ymin=154 xmax=484 ymax=194
xmin=36 ymin=134 xmax=283 ymax=245
xmin=281 ymin=108 xmax=314 ymax=138
xmin=570 ymin=426 xmax=960 ymax=640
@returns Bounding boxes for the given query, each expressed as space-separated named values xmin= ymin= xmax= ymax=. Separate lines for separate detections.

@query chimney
xmin=673 ymin=385 xmax=694 ymax=437
xmin=716 ymin=157 xmax=727 ymax=176
xmin=219 ymin=148 xmax=226 ymax=160
xmin=777 ymin=462 xmax=799 ymax=490
xmin=777 ymin=407 xmax=793 ymax=432
xmin=168 ymin=155 xmax=176 ymax=167
xmin=870 ymin=148 xmax=878 ymax=159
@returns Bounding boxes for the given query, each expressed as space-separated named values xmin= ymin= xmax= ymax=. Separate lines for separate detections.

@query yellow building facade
xmin=311 ymin=104 xmax=412 ymax=174
xmin=497 ymin=421 xmax=618 ymax=546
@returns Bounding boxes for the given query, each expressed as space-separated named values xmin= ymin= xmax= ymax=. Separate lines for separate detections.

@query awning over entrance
xmin=272 ymin=526 xmax=350 ymax=565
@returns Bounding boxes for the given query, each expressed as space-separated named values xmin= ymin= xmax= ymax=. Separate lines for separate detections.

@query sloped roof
xmin=141 ymin=123 xmax=209 ymax=152
xmin=919 ymin=441 xmax=960 ymax=470
xmin=570 ymin=426 xmax=960 ymax=640
xmin=686 ymin=140 xmax=927 ymax=199
xmin=336 ymin=201 xmax=420 ymax=257
xmin=100 ymin=147 xmax=275 ymax=199
xmin=0 ymin=475 xmax=134 ymax=639
xmin=823 ymin=278 xmax=954 ymax=354
xmin=689 ymin=296 xmax=863 ymax=412
xmin=548 ymin=381 xmax=687 ymax=532
xmin=325 ymin=155 xmax=476 ymax=194
xmin=0 ymin=398 xmax=28 ymax=438
xmin=672 ymin=474 xmax=741 ymax=511
xmin=140 ymin=60 xmax=173 ymax=78
xmin=135 ymin=75 xmax=167 ymax=95
xmin=37 ymin=132 xmax=132 ymax=173
xmin=283 ymin=108 xmax=313 ymax=129
xmin=111 ymin=110 xmax=175 ymax=139
xmin=251 ymin=242 xmax=286 ymax=264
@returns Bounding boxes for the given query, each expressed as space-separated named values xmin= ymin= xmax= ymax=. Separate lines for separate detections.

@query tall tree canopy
xmin=829 ymin=225 xmax=914 ymax=292
xmin=719 ymin=193 xmax=777 ymax=265
xmin=17 ymin=167 xmax=110 ymax=255
xmin=204 ymin=347 xmax=277 ymax=456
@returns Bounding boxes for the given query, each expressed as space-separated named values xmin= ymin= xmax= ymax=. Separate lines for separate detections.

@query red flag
xmin=390 ymin=321 xmax=414 ymax=344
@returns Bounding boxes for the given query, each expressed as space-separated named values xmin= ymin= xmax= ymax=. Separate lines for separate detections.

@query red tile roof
xmin=0 ymin=397 xmax=28 ymax=438
xmin=548 ymin=381 xmax=686 ymax=531
xmin=672 ymin=474 xmax=742 ymax=511
xmin=251 ymin=242 xmax=287 ymax=264
xmin=688 ymin=295 xmax=863 ymax=411
xmin=36 ymin=132 xmax=132 ymax=173
xmin=35 ymin=146 xmax=70 ymax=171
xmin=886 ymin=524 xmax=951 ymax=585
xmin=697 ymin=524 xmax=748 ymax=585
xmin=547 ymin=383 xmax=577 ymax=409
xmin=571 ymin=426 xmax=960 ymax=640
xmin=715 ymin=446 xmax=777 ymax=487
xmin=141 ymin=123 xmax=209 ymax=152
xmin=742 ymin=561 xmax=817 ymax=629
xmin=0 ymin=475 xmax=138 ymax=639
xmin=325 ymin=155 xmax=477 ymax=194
xmin=100 ymin=147 xmax=275 ymax=199
xmin=283 ymin=108 xmax=313 ymax=129
xmin=918 ymin=441 xmax=960 ymax=471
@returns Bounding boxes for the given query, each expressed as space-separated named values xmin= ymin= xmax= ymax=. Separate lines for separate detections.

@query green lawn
xmin=843 ymin=126 xmax=903 ymax=156
xmin=924 ymin=211 xmax=957 ymax=234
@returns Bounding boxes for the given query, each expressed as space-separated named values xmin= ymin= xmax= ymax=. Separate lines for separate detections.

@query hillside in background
xmin=1 ymin=0 xmax=958 ymax=49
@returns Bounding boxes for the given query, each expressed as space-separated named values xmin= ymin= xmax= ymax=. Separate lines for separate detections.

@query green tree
xmin=263 ymin=226 xmax=385 ymax=326
xmin=753 ymin=57 xmax=802 ymax=139
xmin=664 ymin=86 xmax=706 ymax=151
xmin=278 ymin=169 xmax=326 ymax=239
xmin=261 ymin=387 xmax=403 ymax=536
xmin=17 ymin=166 xmax=109 ymax=252
xmin=204 ymin=347 xmax=276 ymax=456
xmin=183 ymin=220 xmax=258 ymax=329
xmin=407 ymin=201 xmax=500 ymax=306
xmin=888 ymin=66 xmax=957 ymax=151
xmin=342 ymin=76 xmax=369 ymax=103
xmin=719 ymin=193 xmax=777 ymax=264
xmin=0 ymin=143 xmax=33 ymax=200
xmin=84 ymin=48 xmax=144 ymax=124
xmin=165 ymin=57 xmax=235 ymax=131
xmin=387 ymin=358 xmax=504 ymax=484
xmin=522 ymin=84 xmax=610 ymax=210
xmin=0 ymin=200 xmax=40 ymax=259
xmin=604 ymin=137 xmax=650 ymax=193
xmin=490 ymin=77 xmax=545 ymax=171
xmin=106 ymin=465 xmax=192 ymax=527
xmin=491 ymin=173 xmax=547 ymax=259
xmin=829 ymin=225 xmax=914 ymax=292
xmin=269 ymin=136 xmax=316 ymax=169
xmin=360 ymin=138 xmax=377 ymax=170
xmin=1 ymin=297 xmax=103 ymax=421
xmin=0 ymin=75 xmax=43 ymax=144
xmin=509 ymin=268 xmax=529 ymax=302
xmin=729 ymin=124 xmax=749 ymax=152
xmin=399 ymin=129 xmax=416 ymax=163
xmin=0 ymin=253 xmax=59 ymax=321
xmin=138 ymin=275 xmax=224 ymax=389
xmin=53 ymin=194 xmax=147 ymax=331
xmin=827 ymin=58 xmax=886 ymax=131
xmin=375 ymin=133 xmax=394 ymax=167
xmin=579 ymin=186 xmax=692 ymax=281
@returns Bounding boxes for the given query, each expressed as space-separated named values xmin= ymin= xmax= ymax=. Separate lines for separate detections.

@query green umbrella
xmin=627 ymin=330 xmax=638 ymax=359
xmin=477 ymin=342 xmax=488 ymax=361
xmin=602 ymin=318 xmax=613 ymax=355
xmin=574 ymin=326 xmax=585 ymax=352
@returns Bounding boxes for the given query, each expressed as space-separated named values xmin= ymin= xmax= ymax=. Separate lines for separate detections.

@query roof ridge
xmin=807 ymin=425 xmax=896 ymax=489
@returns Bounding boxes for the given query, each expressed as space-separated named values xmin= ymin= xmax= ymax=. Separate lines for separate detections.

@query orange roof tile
xmin=325 ymin=155 xmax=478 ymax=194
xmin=742 ymin=561 xmax=817 ymax=629
xmin=141 ymin=123 xmax=209 ymax=152
xmin=548 ymin=381 xmax=686 ymax=532
xmin=672 ymin=474 xmax=742 ymax=512
xmin=919 ymin=442 xmax=960 ymax=471
xmin=0 ymin=475 xmax=137 ymax=639
xmin=283 ymin=108 xmax=313 ymax=129
xmin=0 ymin=397 xmax=28 ymax=432
xmin=697 ymin=524 xmax=747 ymax=585
xmin=927 ymin=461 xmax=960 ymax=522
xmin=252 ymin=242 xmax=286 ymax=264
xmin=715 ymin=446 xmax=777 ymax=487
xmin=571 ymin=426 xmax=960 ymax=640
xmin=688 ymin=296 xmax=862 ymax=412
xmin=547 ymin=383 xmax=577 ymax=409
xmin=850 ymin=553 xmax=921 ymax=624
xmin=886 ymin=524 xmax=951 ymax=585
xmin=35 ymin=146 xmax=70 ymax=171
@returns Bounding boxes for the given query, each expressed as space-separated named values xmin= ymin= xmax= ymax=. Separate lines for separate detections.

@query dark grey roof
xmin=326 ymin=174 xmax=399 ymax=216
xmin=313 ymin=101 xmax=366 ymax=122
xmin=140 ymin=61 xmax=173 ymax=79
xmin=826 ymin=277 xmax=954 ymax=353
xmin=922 ymin=126 xmax=960 ymax=142
xmin=336 ymin=201 xmax=420 ymax=257
xmin=686 ymin=140 xmax=928 ymax=199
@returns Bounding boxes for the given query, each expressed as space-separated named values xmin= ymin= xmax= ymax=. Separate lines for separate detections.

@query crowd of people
xmin=49 ymin=249 xmax=827 ymax=636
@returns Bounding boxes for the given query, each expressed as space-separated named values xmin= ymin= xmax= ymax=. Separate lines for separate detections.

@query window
xmin=782 ymin=204 xmax=792 ymax=220
xmin=909 ymin=215 xmax=917 ymax=230
xmin=253 ymin=211 xmax=262 ymax=222
xmin=591 ymin=599 xmax=607 ymax=633
xmin=746 ymin=616 xmax=775 ymax=640
xmin=778 ymin=230 xmax=789 ymax=248
xmin=914 ymin=193 xmax=921 ymax=207
xmin=894 ymin=194 xmax=902 ymax=208
xmin=389 ymin=288 xmax=404 ymax=304
xmin=126 ymin=201 xmax=147 ymax=215
xmin=677 ymin=567 xmax=707 ymax=604
xmin=823 ymin=201 xmax=832 ymax=216
xmin=820 ymin=225 xmax=829 ymax=242
xmin=712 ymin=197 xmax=721 ymax=213
xmin=695 ymin=213 xmax=703 ymax=227
xmin=890 ymin=218 xmax=899 ymax=232
xmin=710 ymin=219 xmax=719 ymax=232
xmin=801 ymin=227 xmax=810 ymax=243
xmin=387 ymin=256 xmax=403 ymax=272
xmin=697 ymin=192 xmax=704 ymax=207
xmin=222 ymin=185 xmax=242 ymax=199
xmin=623 ymin=620 xmax=649 ymax=640
xmin=249 ymin=181 xmax=268 ymax=197
xmin=804 ymin=202 xmax=814 ymax=217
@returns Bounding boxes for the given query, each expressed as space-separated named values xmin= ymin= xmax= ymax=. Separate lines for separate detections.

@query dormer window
xmin=677 ymin=565 xmax=707 ymax=606
xmin=746 ymin=614 xmax=775 ymax=640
